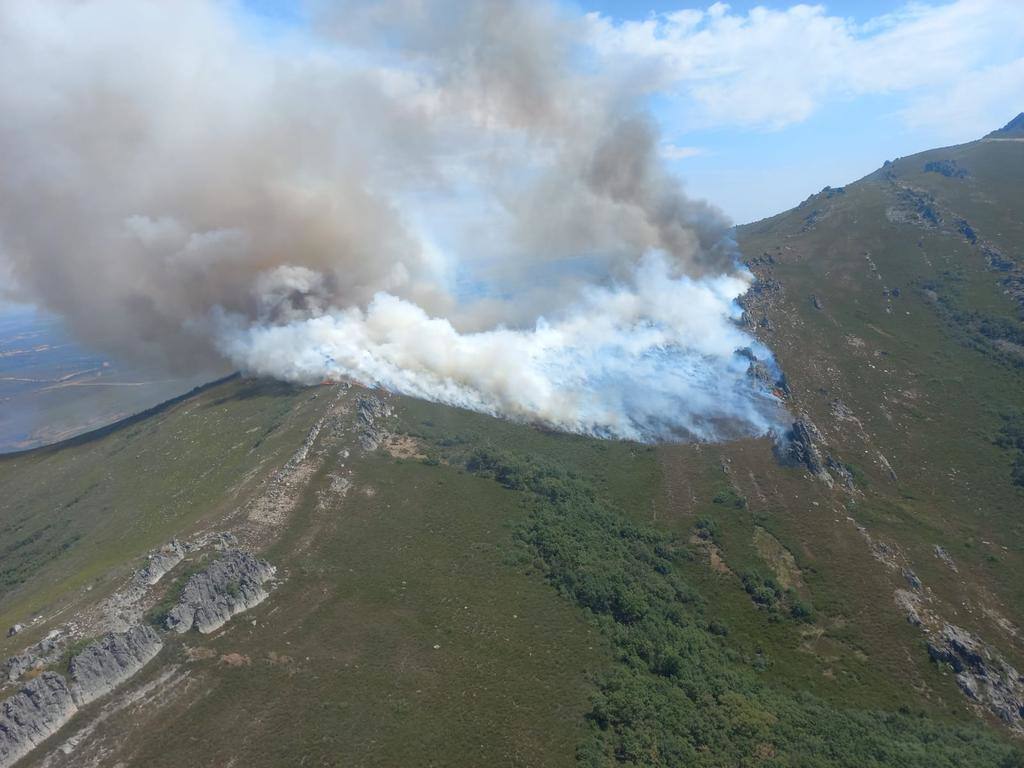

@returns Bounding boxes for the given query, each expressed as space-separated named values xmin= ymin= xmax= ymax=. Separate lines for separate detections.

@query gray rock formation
xmin=165 ymin=550 xmax=276 ymax=635
xmin=0 ymin=673 xmax=77 ymax=768
xmin=825 ymin=456 xmax=855 ymax=491
xmin=67 ymin=625 xmax=163 ymax=706
xmin=5 ymin=626 xmax=23 ymax=639
xmin=933 ymin=544 xmax=958 ymax=573
xmin=894 ymin=589 xmax=922 ymax=626
xmin=0 ymin=626 xmax=162 ymax=767
xmin=902 ymin=568 xmax=922 ymax=591
xmin=736 ymin=347 xmax=777 ymax=390
xmin=781 ymin=418 xmax=833 ymax=485
xmin=138 ymin=540 xmax=187 ymax=586
xmin=3 ymin=656 xmax=33 ymax=685
xmin=3 ymin=632 xmax=65 ymax=684
xmin=357 ymin=395 xmax=392 ymax=451
xmin=928 ymin=624 xmax=1024 ymax=733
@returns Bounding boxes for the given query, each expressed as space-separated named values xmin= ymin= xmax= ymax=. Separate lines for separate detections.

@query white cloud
xmin=660 ymin=143 xmax=705 ymax=160
xmin=901 ymin=56 xmax=1024 ymax=139
xmin=589 ymin=0 xmax=1024 ymax=133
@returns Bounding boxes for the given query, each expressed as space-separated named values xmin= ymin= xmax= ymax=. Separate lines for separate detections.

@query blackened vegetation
xmin=461 ymin=447 xmax=1018 ymax=767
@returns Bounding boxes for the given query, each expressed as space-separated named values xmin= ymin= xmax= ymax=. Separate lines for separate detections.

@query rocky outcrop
xmin=928 ymin=624 xmax=1024 ymax=733
xmin=894 ymin=589 xmax=922 ymax=626
xmin=780 ymin=418 xmax=833 ymax=485
xmin=357 ymin=395 xmax=392 ymax=451
xmin=933 ymin=545 xmax=958 ymax=573
xmin=165 ymin=551 xmax=276 ymax=635
xmin=825 ymin=456 xmax=855 ymax=491
xmin=138 ymin=540 xmax=187 ymax=586
xmin=735 ymin=347 xmax=780 ymax=391
xmin=0 ymin=673 xmax=77 ymax=768
xmin=0 ymin=625 xmax=163 ymax=767
xmin=3 ymin=631 xmax=66 ymax=684
xmin=885 ymin=183 xmax=942 ymax=229
xmin=67 ymin=625 xmax=163 ymax=706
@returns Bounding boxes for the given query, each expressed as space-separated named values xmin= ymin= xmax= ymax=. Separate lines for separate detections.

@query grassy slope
xmin=0 ymin=377 xmax=328 ymax=656
xmin=4 ymin=140 xmax=1024 ymax=765
xmin=9 ymin=385 xmax=609 ymax=768
xmin=724 ymin=137 xmax=1024 ymax=729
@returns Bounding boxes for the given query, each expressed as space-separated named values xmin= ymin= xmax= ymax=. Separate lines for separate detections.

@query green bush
xmin=995 ymin=411 xmax=1024 ymax=488
xmin=462 ymin=447 xmax=1020 ymax=767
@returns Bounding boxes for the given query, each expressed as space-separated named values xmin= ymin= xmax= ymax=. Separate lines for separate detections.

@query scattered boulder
xmin=810 ymin=294 xmax=824 ymax=310
xmin=67 ymin=625 xmax=163 ymax=706
xmin=928 ymin=624 xmax=1024 ymax=732
xmin=0 ymin=673 xmax=77 ymax=768
xmin=165 ymin=551 xmax=276 ymax=635
xmin=6 ymin=625 xmax=24 ymax=639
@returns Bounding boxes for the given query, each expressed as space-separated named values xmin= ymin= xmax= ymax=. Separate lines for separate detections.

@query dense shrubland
xmin=462 ymin=447 xmax=1021 ymax=767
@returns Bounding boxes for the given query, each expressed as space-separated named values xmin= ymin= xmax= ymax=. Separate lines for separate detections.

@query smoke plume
xmin=0 ymin=0 xmax=787 ymax=442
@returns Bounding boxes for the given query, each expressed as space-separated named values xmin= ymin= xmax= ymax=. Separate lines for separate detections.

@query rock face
xmin=165 ymin=551 xmax=276 ymax=634
xmin=3 ymin=631 xmax=66 ymax=684
xmin=825 ymin=456 xmax=855 ymax=491
xmin=928 ymin=624 xmax=1024 ymax=733
xmin=780 ymin=419 xmax=833 ymax=485
xmin=138 ymin=540 xmax=187 ymax=586
xmin=67 ymin=625 xmax=163 ymax=706
xmin=0 ymin=625 xmax=163 ymax=767
xmin=357 ymin=395 xmax=392 ymax=451
xmin=0 ymin=673 xmax=77 ymax=768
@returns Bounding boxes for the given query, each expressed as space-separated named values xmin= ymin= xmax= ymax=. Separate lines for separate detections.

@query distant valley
xmin=0 ymin=308 xmax=212 ymax=453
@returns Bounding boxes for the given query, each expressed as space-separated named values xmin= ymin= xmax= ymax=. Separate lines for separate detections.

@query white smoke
xmin=223 ymin=253 xmax=784 ymax=441
xmin=0 ymin=0 xmax=788 ymax=442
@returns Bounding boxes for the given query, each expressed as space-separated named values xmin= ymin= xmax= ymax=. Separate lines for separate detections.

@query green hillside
xmin=2 ymin=131 xmax=1023 ymax=766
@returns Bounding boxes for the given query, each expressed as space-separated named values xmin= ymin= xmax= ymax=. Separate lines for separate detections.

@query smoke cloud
xmin=0 ymin=0 xmax=787 ymax=442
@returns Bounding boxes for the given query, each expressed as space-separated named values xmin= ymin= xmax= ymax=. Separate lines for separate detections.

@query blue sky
xmin=241 ymin=0 xmax=1024 ymax=224
xmin=589 ymin=1 xmax=1023 ymax=222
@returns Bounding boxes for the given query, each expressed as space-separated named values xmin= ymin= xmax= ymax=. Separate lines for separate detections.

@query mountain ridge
xmin=1 ymin=127 xmax=1023 ymax=765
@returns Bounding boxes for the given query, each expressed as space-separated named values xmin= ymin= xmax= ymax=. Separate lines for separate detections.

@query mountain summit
xmin=984 ymin=111 xmax=1024 ymax=138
